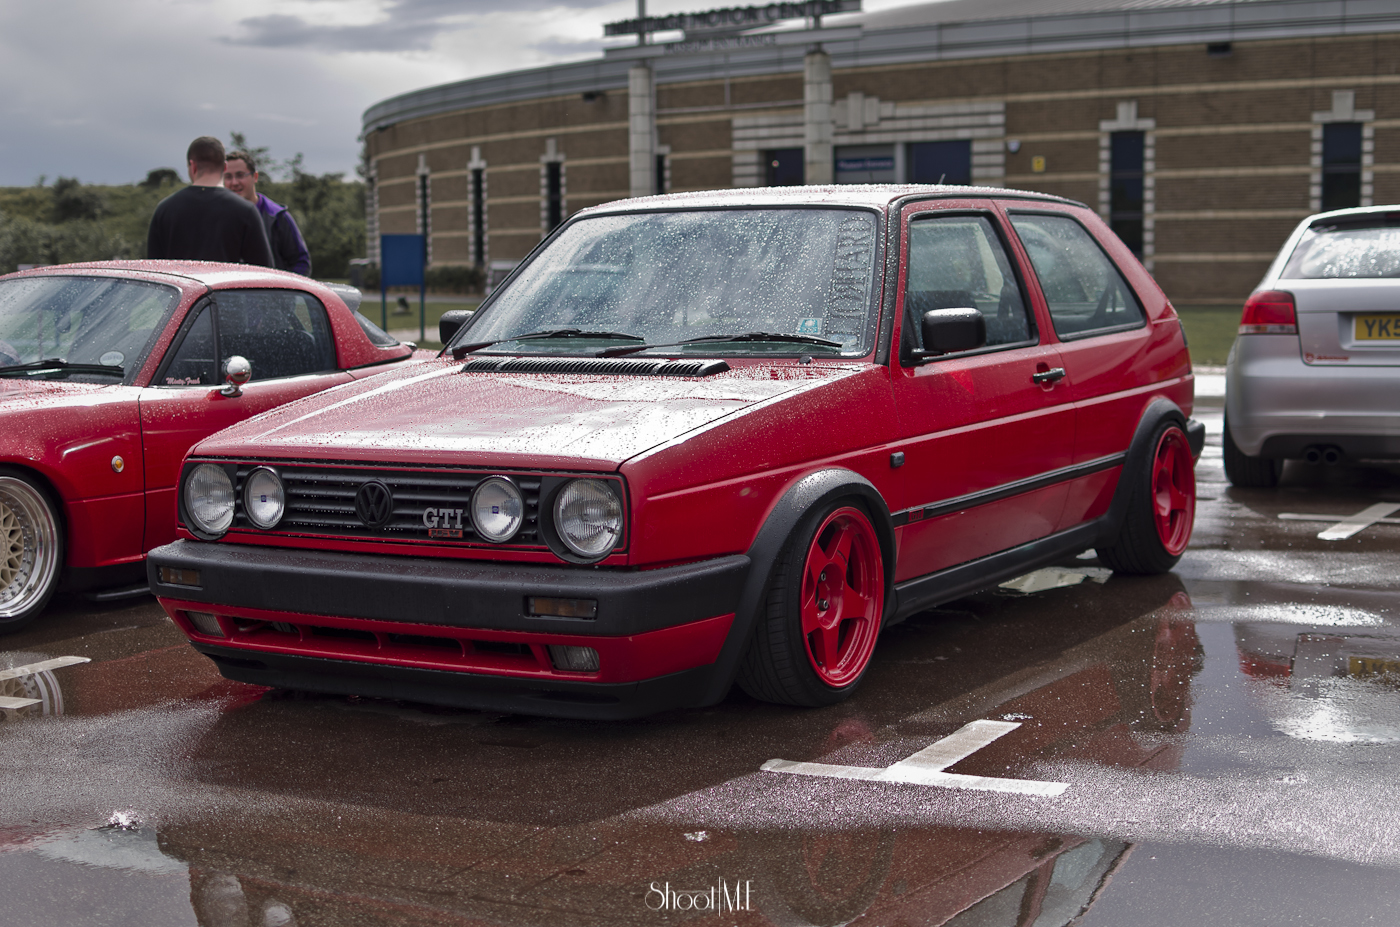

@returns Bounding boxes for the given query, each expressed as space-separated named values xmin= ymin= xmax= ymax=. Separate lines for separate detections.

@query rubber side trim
xmin=891 ymin=453 xmax=1125 ymax=525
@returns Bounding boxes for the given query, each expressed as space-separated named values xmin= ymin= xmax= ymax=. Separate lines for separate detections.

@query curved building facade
xmin=362 ymin=0 xmax=1400 ymax=302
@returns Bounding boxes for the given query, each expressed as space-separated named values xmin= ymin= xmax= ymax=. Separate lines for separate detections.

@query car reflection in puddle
xmin=1237 ymin=621 xmax=1400 ymax=743
xmin=128 ymin=593 xmax=1205 ymax=927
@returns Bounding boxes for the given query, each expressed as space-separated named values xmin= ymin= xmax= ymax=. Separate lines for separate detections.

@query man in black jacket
xmin=223 ymin=150 xmax=312 ymax=276
xmin=147 ymin=137 xmax=274 ymax=266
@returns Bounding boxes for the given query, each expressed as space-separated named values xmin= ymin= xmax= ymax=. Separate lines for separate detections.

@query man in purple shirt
xmin=223 ymin=149 xmax=313 ymax=276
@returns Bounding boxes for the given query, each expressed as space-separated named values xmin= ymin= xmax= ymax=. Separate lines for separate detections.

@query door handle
xmin=1032 ymin=367 xmax=1066 ymax=384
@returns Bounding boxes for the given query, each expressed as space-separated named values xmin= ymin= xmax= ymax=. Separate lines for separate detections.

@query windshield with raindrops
xmin=459 ymin=209 xmax=882 ymax=356
xmin=0 ymin=276 xmax=179 ymax=378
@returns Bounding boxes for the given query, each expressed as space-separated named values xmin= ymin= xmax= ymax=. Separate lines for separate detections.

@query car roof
xmin=6 ymin=260 xmax=311 ymax=288
xmin=579 ymin=184 xmax=1083 ymax=215
xmin=1304 ymin=204 xmax=1400 ymax=226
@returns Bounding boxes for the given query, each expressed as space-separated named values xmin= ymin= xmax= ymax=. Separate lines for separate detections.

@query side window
xmin=160 ymin=305 xmax=216 ymax=386
xmin=215 ymin=290 xmax=337 ymax=380
xmin=905 ymin=214 xmax=1034 ymax=349
xmin=1010 ymin=214 xmax=1145 ymax=338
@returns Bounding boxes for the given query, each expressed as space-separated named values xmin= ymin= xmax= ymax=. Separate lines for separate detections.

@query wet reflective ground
xmin=4 ymin=397 xmax=1400 ymax=926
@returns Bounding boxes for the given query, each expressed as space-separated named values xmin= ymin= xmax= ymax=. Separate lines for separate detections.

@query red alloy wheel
xmin=1151 ymin=426 xmax=1195 ymax=556
xmin=798 ymin=507 xmax=884 ymax=688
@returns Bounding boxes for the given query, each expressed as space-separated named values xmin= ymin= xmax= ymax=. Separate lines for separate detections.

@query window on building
xmin=655 ymin=154 xmax=667 ymax=195
xmin=545 ymin=162 xmax=564 ymax=230
xmin=908 ymin=140 xmax=971 ymax=185
xmin=417 ymin=171 xmax=432 ymax=264
xmin=1323 ymin=123 xmax=1363 ymax=212
xmin=1109 ymin=131 xmax=1145 ymax=256
xmin=765 ymin=148 xmax=804 ymax=186
xmin=471 ymin=168 xmax=486 ymax=266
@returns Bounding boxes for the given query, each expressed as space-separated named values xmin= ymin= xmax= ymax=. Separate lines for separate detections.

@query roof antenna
xmin=938 ymin=173 xmax=945 ymax=183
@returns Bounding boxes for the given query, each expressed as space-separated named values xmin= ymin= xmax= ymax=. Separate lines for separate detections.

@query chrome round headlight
xmin=184 ymin=463 xmax=235 ymax=538
xmin=471 ymin=477 xmax=524 ymax=543
xmin=243 ymin=467 xmax=285 ymax=530
xmin=554 ymin=479 xmax=622 ymax=560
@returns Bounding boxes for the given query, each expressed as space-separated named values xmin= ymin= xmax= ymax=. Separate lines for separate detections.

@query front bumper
xmin=148 ymin=540 xmax=750 ymax=719
xmin=1226 ymin=335 xmax=1400 ymax=458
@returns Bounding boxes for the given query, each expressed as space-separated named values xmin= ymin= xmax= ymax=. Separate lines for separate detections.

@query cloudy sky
xmin=0 ymin=0 xmax=908 ymax=187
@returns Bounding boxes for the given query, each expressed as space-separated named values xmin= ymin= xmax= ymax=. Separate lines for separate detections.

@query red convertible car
xmin=148 ymin=186 xmax=1201 ymax=718
xmin=0 ymin=262 xmax=420 ymax=629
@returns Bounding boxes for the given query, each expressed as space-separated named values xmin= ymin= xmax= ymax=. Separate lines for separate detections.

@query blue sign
xmin=380 ymin=234 xmax=425 ymax=287
xmin=836 ymin=157 xmax=894 ymax=173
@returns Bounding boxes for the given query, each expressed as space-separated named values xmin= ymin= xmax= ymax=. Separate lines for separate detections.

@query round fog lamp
xmin=243 ymin=467 xmax=285 ymax=529
xmin=554 ymin=479 xmax=622 ymax=560
xmin=185 ymin=463 xmax=235 ymax=538
xmin=471 ymin=477 xmax=524 ymax=542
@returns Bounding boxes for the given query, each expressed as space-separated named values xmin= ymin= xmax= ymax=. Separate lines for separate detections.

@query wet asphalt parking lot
xmin=3 ymin=380 xmax=1400 ymax=927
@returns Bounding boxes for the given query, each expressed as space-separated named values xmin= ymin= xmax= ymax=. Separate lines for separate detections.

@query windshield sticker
xmin=796 ymin=318 xmax=823 ymax=335
xmin=823 ymin=216 xmax=876 ymax=339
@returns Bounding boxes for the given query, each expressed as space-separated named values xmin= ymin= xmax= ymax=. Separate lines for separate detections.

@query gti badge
xmin=354 ymin=480 xmax=395 ymax=529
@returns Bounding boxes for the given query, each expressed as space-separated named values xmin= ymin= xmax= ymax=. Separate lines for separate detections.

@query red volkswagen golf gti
xmin=149 ymin=187 xmax=1201 ymax=718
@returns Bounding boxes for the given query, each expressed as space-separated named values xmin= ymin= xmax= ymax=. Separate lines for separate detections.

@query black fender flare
xmin=693 ymin=469 xmax=897 ymax=706
xmin=1095 ymin=397 xmax=1190 ymax=549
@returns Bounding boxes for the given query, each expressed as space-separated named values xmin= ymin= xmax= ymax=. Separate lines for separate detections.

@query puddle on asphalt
xmin=3 ymin=578 xmax=1400 ymax=925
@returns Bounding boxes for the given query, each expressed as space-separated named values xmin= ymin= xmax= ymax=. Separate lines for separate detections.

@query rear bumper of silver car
xmin=1226 ymin=334 xmax=1400 ymax=459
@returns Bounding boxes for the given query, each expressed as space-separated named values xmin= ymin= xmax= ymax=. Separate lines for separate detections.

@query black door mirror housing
xmin=439 ymin=309 xmax=475 ymax=346
xmin=911 ymin=307 xmax=986 ymax=360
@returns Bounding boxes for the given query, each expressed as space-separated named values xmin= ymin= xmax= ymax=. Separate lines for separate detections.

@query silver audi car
xmin=1225 ymin=205 xmax=1400 ymax=487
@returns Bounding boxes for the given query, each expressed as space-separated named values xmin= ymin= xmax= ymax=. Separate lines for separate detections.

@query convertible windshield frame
xmin=450 ymin=204 xmax=886 ymax=360
xmin=0 ymin=274 xmax=183 ymax=385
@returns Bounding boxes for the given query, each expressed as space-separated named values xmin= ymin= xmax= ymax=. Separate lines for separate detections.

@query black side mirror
xmin=914 ymin=308 xmax=986 ymax=360
xmin=439 ymin=309 xmax=474 ymax=346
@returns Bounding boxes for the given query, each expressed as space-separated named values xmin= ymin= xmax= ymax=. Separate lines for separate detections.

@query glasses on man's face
xmin=225 ymin=171 xmax=253 ymax=181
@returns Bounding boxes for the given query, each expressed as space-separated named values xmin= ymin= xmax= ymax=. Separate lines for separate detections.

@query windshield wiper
xmin=0 ymin=358 xmax=124 ymax=378
xmin=451 ymin=328 xmax=643 ymax=359
xmin=598 ymin=331 xmax=844 ymax=358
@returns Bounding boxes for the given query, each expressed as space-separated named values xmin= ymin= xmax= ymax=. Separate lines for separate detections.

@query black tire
xmin=1222 ymin=415 xmax=1281 ymax=488
xmin=737 ymin=499 xmax=886 ymax=707
xmin=1097 ymin=422 xmax=1196 ymax=575
xmin=0 ymin=469 xmax=64 ymax=633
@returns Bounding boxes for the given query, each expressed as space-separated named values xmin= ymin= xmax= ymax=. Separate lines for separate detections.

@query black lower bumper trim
xmin=194 ymin=643 xmax=722 ymax=720
xmin=149 ymin=540 xmax=749 ymax=637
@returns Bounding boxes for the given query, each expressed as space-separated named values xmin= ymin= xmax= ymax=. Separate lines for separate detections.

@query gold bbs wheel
xmin=0 ymin=474 xmax=62 ymax=630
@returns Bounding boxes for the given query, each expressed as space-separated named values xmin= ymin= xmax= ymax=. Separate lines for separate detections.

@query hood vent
xmin=460 ymin=357 xmax=730 ymax=377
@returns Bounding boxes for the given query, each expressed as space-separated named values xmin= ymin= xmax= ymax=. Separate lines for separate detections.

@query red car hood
xmin=0 ymin=378 xmax=111 ymax=406
xmin=196 ymin=358 xmax=862 ymax=470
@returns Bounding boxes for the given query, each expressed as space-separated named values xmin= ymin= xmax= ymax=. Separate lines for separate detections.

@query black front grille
xmin=233 ymin=465 xmax=544 ymax=547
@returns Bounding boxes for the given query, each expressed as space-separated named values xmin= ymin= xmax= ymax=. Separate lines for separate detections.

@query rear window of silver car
xmin=465 ymin=208 xmax=881 ymax=355
xmin=1283 ymin=222 xmax=1400 ymax=278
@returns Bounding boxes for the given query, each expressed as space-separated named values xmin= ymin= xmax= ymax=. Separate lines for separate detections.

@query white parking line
xmin=762 ymin=719 xmax=1069 ymax=797
xmin=1278 ymin=503 xmax=1400 ymax=540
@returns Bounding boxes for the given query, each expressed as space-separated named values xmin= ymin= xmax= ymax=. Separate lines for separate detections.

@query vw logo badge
xmin=354 ymin=480 xmax=395 ymax=529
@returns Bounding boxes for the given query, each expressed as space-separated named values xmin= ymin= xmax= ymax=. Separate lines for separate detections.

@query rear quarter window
xmin=1010 ymin=213 xmax=1144 ymax=339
